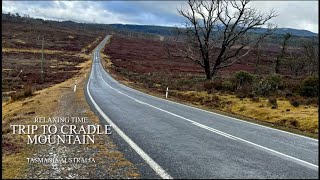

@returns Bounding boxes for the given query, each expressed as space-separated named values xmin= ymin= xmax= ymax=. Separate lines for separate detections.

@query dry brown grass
xmin=1 ymin=52 xmax=92 ymax=178
xmin=12 ymin=39 xmax=26 ymax=45
xmin=2 ymin=152 xmax=30 ymax=179
xmin=81 ymin=36 xmax=103 ymax=53
xmin=2 ymin=47 xmax=64 ymax=54
xmin=174 ymin=91 xmax=318 ymax=134
xmin=100 ymin=53 xmax=113 ymax=69
xmin=2 ymin=43 xmax=140 ymax=178
xmin=2 ymin=83 xmax=63 ymax=178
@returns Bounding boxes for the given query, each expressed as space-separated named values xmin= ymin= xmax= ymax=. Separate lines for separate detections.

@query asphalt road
xmin=85 ymin=35 xmax=318 ymax=179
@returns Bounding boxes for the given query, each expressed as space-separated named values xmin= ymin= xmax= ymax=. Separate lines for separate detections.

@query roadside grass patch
xmin=170 ymin=90 xmax=318 ymax=134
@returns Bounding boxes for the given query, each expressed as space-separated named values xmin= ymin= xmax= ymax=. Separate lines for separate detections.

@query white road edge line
xmin=99 ymin=74 xmax=318 ymax=170
xmin=87 ymin=52 xmax=173 ymax=179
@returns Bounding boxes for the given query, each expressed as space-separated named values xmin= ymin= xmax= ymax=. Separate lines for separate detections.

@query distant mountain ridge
xmin=109 ymin=24 xmax=318 ymax=37
xmin=2 ymin=13 xmax=317 ymax=37
xmin=248 ymin=27 xmax=318 ymax=37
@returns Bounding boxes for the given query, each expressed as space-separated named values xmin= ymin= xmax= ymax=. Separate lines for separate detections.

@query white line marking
xmin=98 ymin=74 xmax=318 ymax=169
xmin=87 ymin=52 xmax=172 ymax=178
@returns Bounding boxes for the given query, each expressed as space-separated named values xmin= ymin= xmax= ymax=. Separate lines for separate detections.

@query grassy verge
xmin=2 ymin=76 xmax=63 ymax=178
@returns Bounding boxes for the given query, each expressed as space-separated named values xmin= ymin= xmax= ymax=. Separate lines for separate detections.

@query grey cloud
xmin=250 ymin=1 xmax=318 ymax=32
xmin=2 ymin=1 xmax=318 ymax=33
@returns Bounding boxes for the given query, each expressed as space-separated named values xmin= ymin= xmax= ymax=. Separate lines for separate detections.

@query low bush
xmin=233 ymin=71 xmax=255 ymax=98
xmin=234 ymin=71 xmax=254 ymax=88
xmin=283 ymin=79 xmax=301 ymax=95
xmin=221 ymin=80 xmax=235 ymax=92
xmin=299 ymin=76 xmax=319 ymax=97
xmin=203 ymin=81 xmax=215 ymax=91
xmin=203 ymin=80 xmax=224 ymax=92
xmin=173 ymin=78 xmax=200 ymax=91
xmin=254 ymin=74 xmax=283 ymax=96
xmin=212 ymin=80 xmax=224 ymax=91
xmin=268 ymin=74 xmax=283 ymax=90
xmin=235 ymin=85 xmax=252 ymax=98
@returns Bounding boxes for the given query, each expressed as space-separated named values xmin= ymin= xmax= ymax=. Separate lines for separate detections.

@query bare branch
xmin=171 ymin=0 xmax=277 ymax=79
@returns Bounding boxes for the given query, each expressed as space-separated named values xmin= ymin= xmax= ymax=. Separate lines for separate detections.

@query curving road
xmin=85 ymin=35 xmax=318 ymax=179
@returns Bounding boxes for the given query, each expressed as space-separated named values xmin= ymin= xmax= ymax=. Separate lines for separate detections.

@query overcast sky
xmin=2 ymin=1 xmax=318 ymax=33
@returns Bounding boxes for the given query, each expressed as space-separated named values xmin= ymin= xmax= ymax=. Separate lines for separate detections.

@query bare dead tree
xmin=253 ymin=44 xmax=262 ymax=74
xmin=275 ymin=33 xmax=291 ymax=74
xmin=286 ymin=52 xmax=306 ymax=77
xmin=303 ymin=40 xmax=319 ymax=76
xmin=166 ymin=0 xmax=277 ymax=80
xmin=285 ymin=39 xmax=319 ymax=77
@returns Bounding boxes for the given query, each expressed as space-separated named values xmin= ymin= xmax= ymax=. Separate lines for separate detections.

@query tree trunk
xmin=204 ymin=65 xmax=211 ymax=80
xmin=210 ymin=68 xmax=218 ymax=79
xmin=275 ymin=56 xmax=280 ymax=74
xmin=203 ymin=55 xmax=211 ymax=80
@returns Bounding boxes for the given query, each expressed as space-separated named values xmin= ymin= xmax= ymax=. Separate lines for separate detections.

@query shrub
xmin=213 ymin=80 xmax=223 ymax=91
xmin=234 ymin=71 xmax=254 ymax=87
xmin=203 ymin=81 xmax=215 ymax=91
xmin=254 ymin=74 xmax=283 ymax=96
xmin=267 ymin=74 xmax=283 ymax=90
xmin=235 ymin=85 xmax=252 ymax=98
xmin=283 ymin=79 xmax=301 ymax=94
xmin=203 ymin=80 xmax=224 ymax=92
xmin=233 ymin=71 xmax=254 ymax=98
xmin=299 ymin=76 xmax=319 ymax=97
xmin=221 ymin=81 xmax=235 ymax=92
